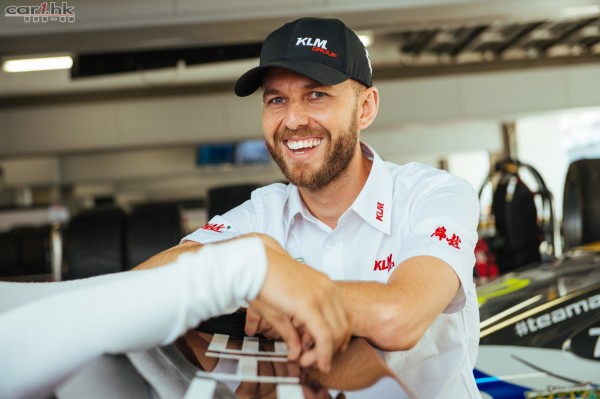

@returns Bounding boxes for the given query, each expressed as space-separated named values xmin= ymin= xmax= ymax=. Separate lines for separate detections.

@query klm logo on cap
xmin=296 ymin=37 xmax=328 ymax=49
xmin=296 ymin=37 xmax=337 ymax=58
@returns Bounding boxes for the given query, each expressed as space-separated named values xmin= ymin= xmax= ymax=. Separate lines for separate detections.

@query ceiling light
xmin=3 ymin=55 xmax=73 ymax=73
xmin=562 ymin=5 xmax=600 ymax=17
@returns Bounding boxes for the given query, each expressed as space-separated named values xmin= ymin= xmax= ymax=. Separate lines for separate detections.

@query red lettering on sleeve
xmin=431 ymin=226 xmax=447 ymax=241
xmin=446 ymin=234 xmax=461 ymax=249
xmin=430 ymin=226 xmax=461 ymax=250
xmin=201 ymin=223 xmax=225 ymax=233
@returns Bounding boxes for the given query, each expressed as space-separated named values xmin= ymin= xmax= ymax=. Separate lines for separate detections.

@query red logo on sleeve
xmin=446 ymin=233 xmax=461 ymax=249
xmin=431 ymin=226 xmax=447 ymax=240
xmin=201 ymin=223 xmax=226 ymax=233
xmin=431 ymin=226 xmax=461 ymax=249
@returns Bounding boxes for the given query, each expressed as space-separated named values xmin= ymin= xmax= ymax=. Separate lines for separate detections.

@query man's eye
xmin=267 ymin=97 xmax=285 ymax=104
xmin=310 ymin=91 xmax=327 ymax=99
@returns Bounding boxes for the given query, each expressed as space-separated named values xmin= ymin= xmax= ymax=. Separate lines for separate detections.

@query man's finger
xmin=301 ymin=331 xmax=314 ymax=351
xmin=245 ymin=308 xmax=261 ymax=336
xmin=296 ymin=304 xmax=334 ymax=372
xmin=262 ymin=328 xmax=281 ymax=340
xmin=253 ymin=304 xmax=301 ymax=361
xmin=294 ymin=285 xmax=350 ymax=370
xmin=320 ymin=287 xmax=352 ymax=352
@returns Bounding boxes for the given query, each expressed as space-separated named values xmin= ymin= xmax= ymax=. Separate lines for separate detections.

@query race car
xmin=475 ymin=242 xmax=600 ymax=398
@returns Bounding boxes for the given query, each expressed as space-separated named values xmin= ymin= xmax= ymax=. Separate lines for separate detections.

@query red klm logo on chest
xmin=373 ymin=253 xmax=395 ymax=272
xmin=375 ymin=202 xmax=384 ymax=222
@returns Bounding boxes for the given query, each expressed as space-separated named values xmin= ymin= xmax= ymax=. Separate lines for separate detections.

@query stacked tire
xmin=0 ymin=225 xmax=51 ymax=278
xmin=563 ymin=158 xmax=600 ymax=249
xmin=63 ymin=206 xmax=126 ymax=280
xmin=3 ymin=183 xmax=264 ymax=280
xmin=207 ymin=184 xmax=260 ymax=219
xmin=126 ymin=202 xmax=183 ymax=269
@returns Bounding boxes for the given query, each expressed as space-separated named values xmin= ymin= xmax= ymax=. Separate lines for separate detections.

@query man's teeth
xmin=286 ymin=138 xmax=322 ymax=150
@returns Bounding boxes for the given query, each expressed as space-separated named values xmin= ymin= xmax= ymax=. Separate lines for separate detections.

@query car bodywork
xmin=475 ymin=242 xmax=600 ymax=398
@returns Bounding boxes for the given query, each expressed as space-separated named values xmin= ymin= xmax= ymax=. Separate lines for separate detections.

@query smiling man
xmin=139 ymin=17 xmax=482 ymax=398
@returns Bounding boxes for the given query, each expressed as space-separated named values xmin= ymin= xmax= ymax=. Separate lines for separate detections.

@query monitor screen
xmin=196 ymin=143 xmax=236 ymax=165
xmin=234 ymin=139 xmax=271 ymax=165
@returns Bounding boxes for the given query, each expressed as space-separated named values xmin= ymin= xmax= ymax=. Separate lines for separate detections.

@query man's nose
xmin=284 ymin=101 xmax=310 ymax=131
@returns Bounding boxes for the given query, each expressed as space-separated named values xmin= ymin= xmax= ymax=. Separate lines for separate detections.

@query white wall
xmin=2 ymin=63 xmax=600 ymax=205
xmin=2 ymin=157 xmax=61 ymax=185
xmin=447 ymin=151 xmax=490 ymax=193
xmin=2 ymin=63 xmax=600 ymax=158
xmin=516 ymin=108 xmax=600 ymax=221
xmin=516 ymin=113 xmax=569 ymax=220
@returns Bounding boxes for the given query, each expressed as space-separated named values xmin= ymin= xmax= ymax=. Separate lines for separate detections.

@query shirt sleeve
xmin=0 ymin=237 xmax=267 ymax=399
xmin=181 ymin=185 xmax=274 ymax=244
xmin=182 ymin=184 xmax=290 ymax=246
xmin=396 ymin=175 xmax=479 ymax=313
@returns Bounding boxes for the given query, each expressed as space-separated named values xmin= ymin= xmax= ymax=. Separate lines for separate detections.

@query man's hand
xmin=249 ymin=236 xmax=351 ymax=373
xmin=245 ymin=307 xmax=280 ymax=339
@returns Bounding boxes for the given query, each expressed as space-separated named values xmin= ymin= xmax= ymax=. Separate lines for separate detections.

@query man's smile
xmin=285 ymin=138 xmax=323 ymax=151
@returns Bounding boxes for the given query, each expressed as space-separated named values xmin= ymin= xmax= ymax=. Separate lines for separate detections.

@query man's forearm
xmin=335 ymin=280 xmax=413 ymax=351
xmin=134 ymin=241 xmax=202 ymax=270
xmin=306 ymin=337 xmax=397 ymax=390
xmin=335 ymin=256 xmax=461 ymax=351
xmin=133 ymin=233 xmax=281 ymax=271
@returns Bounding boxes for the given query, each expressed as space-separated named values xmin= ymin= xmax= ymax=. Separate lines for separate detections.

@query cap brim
xmin=234 ymin=60 xmax=350 ymax=97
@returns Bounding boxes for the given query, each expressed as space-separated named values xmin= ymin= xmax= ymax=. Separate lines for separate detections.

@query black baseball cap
xmin=234 ymin=17 xmax=373 ymax=97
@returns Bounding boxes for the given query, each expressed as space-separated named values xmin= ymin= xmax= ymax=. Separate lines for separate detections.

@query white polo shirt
xmin=184 ymin=143 xmax=482 ymax=398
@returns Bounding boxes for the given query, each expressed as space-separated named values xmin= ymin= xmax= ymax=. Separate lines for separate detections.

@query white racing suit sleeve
xmin=0 ymin=237 xmax=267 ymax=399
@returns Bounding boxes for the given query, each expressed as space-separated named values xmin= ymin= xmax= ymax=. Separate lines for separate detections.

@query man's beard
xmin=266 ymin=115 xmax=359 ymax=190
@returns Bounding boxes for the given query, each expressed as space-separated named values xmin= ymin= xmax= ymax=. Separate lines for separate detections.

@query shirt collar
xmin=350 ymin=142 xmax=393 ymax=235
xmin=285 ymin=184 xmax=304 ymax=226
xmin=283 ymin=142 xmax=393 ymax=235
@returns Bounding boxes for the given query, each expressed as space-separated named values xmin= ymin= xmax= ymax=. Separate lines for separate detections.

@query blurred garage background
xmin=0 ymin=0 xmax=599 ymax=281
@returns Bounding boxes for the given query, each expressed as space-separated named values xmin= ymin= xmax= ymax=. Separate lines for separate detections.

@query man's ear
xmin=358 ymin=87 xmax=379 ymax=130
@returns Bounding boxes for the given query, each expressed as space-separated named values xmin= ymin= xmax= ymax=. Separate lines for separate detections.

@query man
xmin=1 ymin=236 xmax=350 ymax=399
xmin=139 ymin=17 xmax=481 ymax=398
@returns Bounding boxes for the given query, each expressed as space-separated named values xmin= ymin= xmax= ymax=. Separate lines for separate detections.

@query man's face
xmin=261 ymin=68 xmax=362 ymax=190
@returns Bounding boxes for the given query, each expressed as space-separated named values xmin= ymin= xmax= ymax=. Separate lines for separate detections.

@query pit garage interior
xmin=0 ymin=0 xmax=600 ymax=397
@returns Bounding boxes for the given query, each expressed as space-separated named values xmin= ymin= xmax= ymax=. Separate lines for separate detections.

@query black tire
xmin=563 ymin=158 xmax=600 ymax=249
xmin=64 ymin=206 xmax=126 ymax=280
xmin=207 ymin=184 xmax=260 ymax=219
xmin=0 ymin=231 xmax=20 ymax=277
xmin=126 ymin=202 xmax=183 ymax=269
xmin=12 ymin=225 xmax=52 ymax=275
xmin=491 ymin=175 xmax=541 ymax=272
